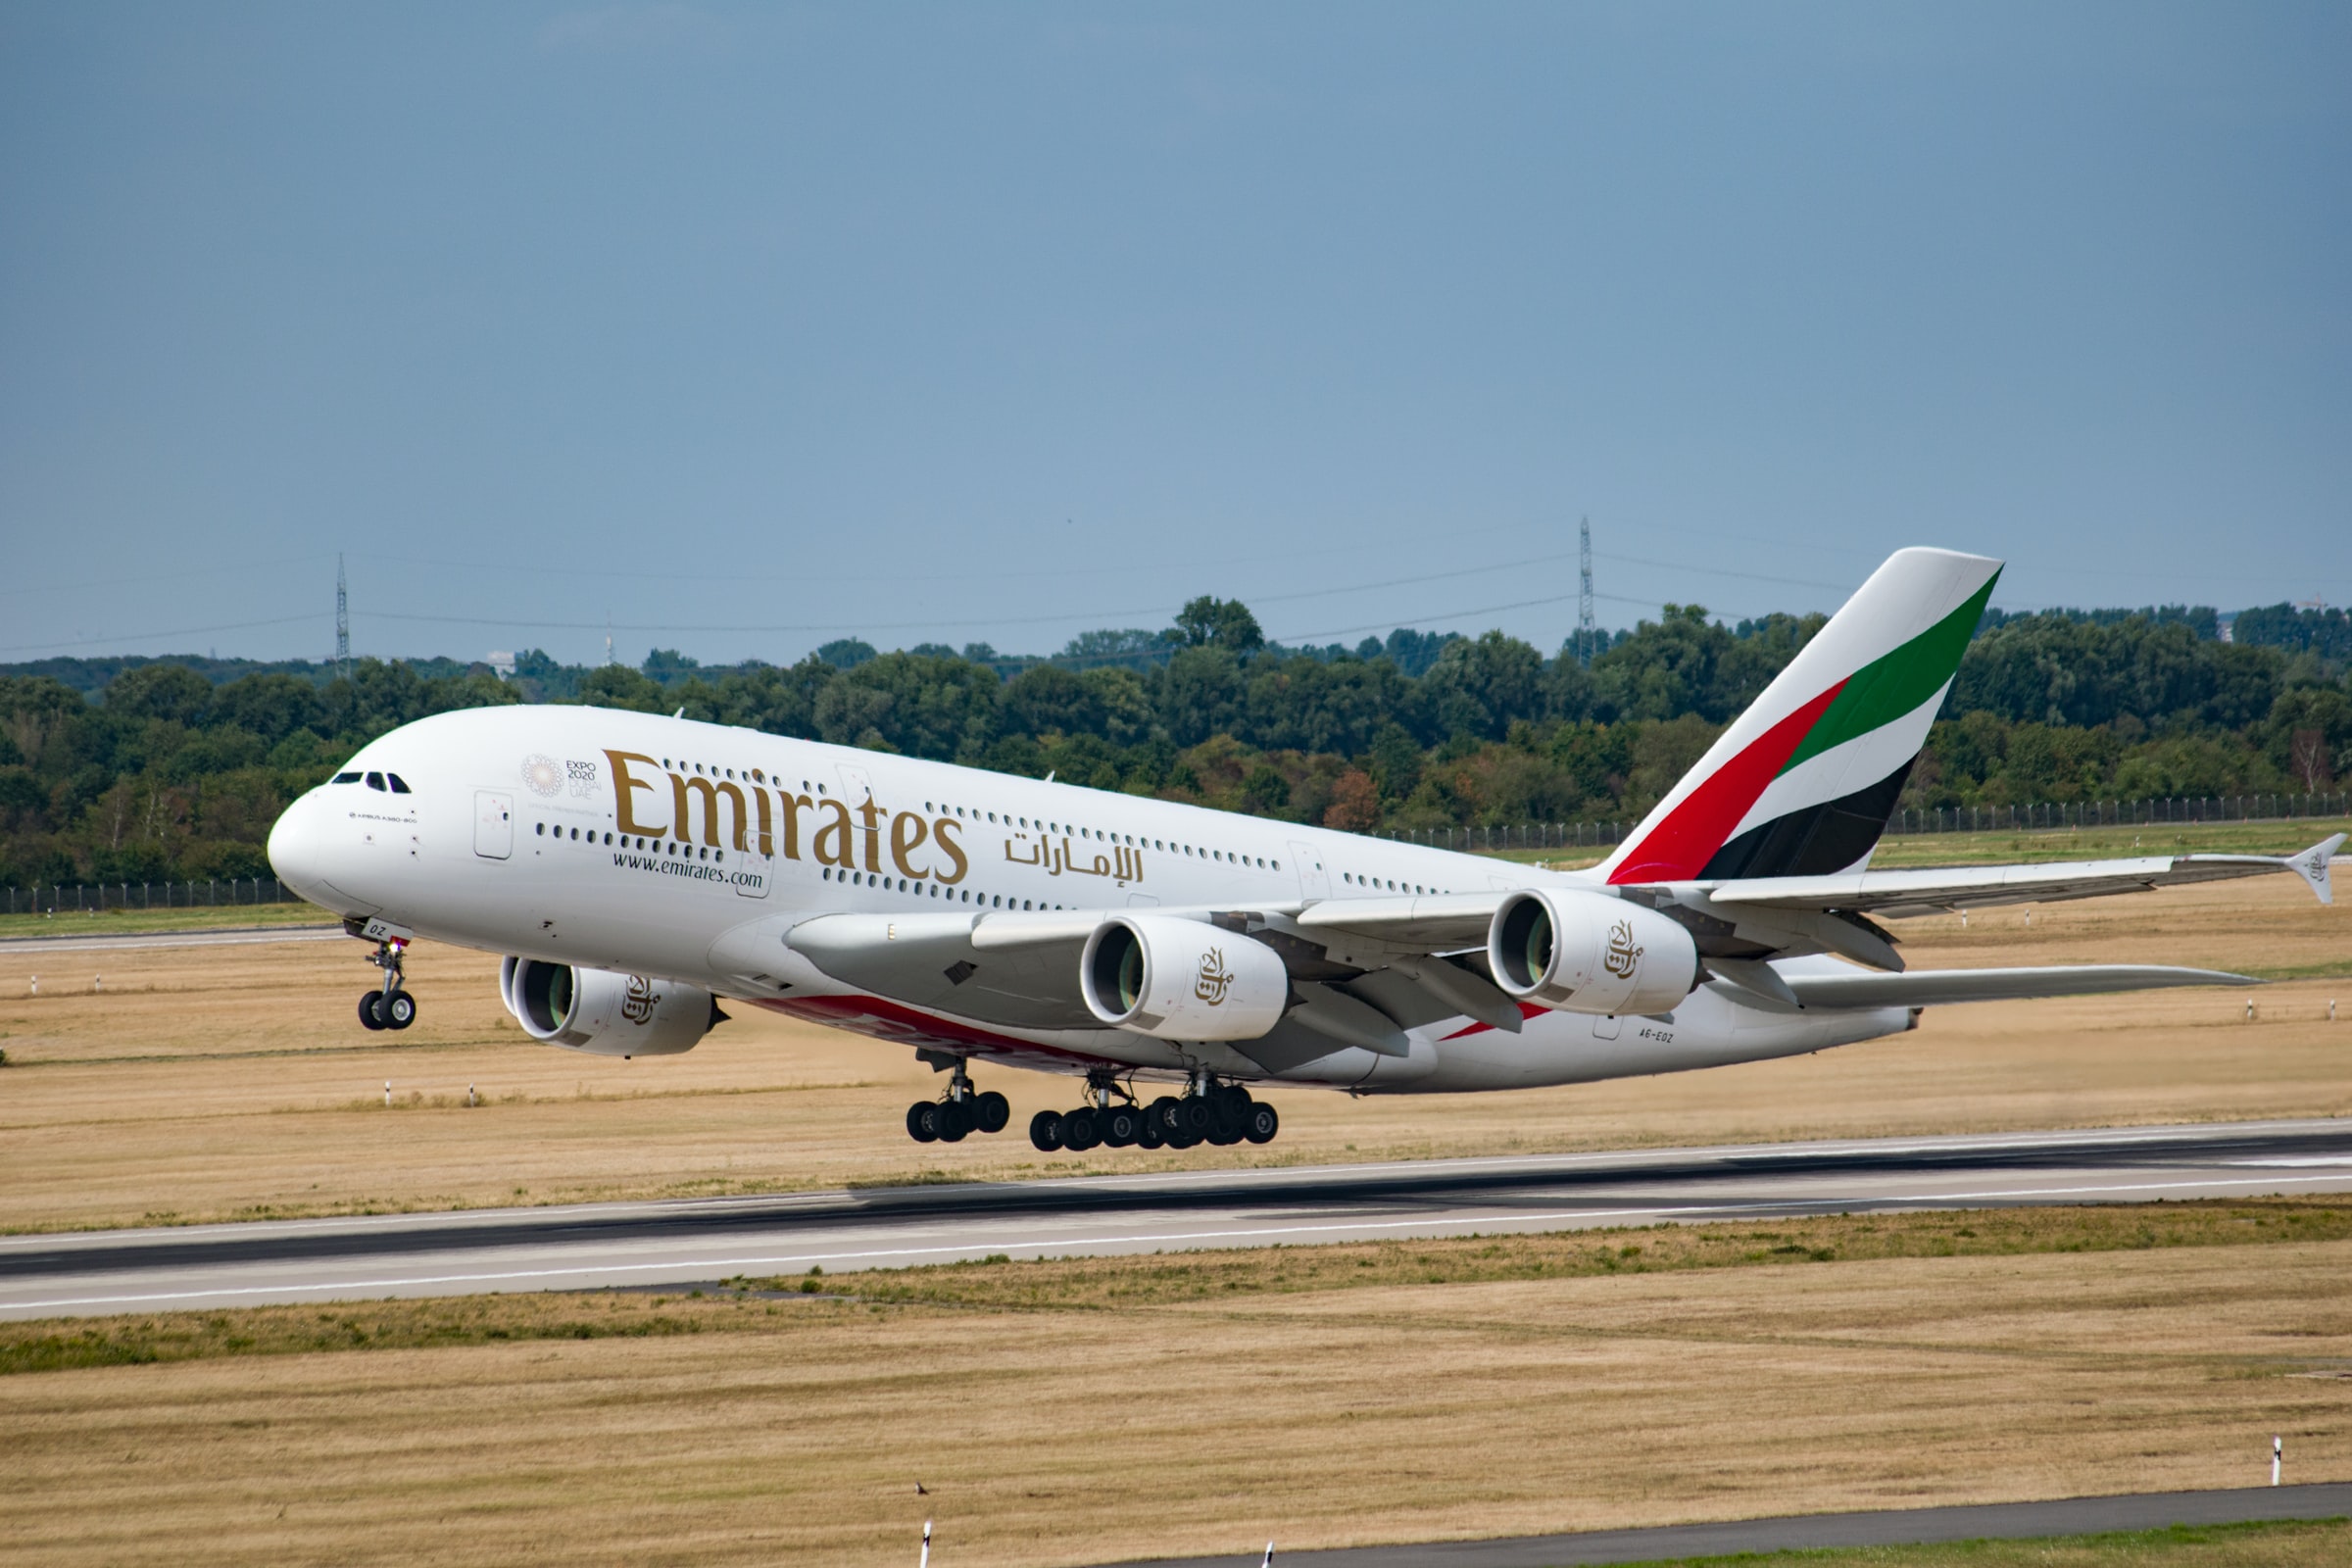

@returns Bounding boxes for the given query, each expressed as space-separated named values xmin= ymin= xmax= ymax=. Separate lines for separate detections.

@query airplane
xmin=266 ymin=548 xmax=2341 ymax=1153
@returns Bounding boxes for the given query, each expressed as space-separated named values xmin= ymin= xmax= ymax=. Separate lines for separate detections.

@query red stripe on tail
xmin=1607 ymin=678 xmax=1847 ymax=884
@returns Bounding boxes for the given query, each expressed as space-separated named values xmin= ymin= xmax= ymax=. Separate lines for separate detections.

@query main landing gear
xmin=905 ymin=1058 xmax=1010 ymax=1144
xmin=356 ymin=937 xmax=416 ymax=1032
xmin=1029 ymin=1070 xmax=1278 ymax=1153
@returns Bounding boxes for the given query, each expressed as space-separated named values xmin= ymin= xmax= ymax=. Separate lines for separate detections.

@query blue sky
xmin=2 ymin=2 xmax=2345 ymax=668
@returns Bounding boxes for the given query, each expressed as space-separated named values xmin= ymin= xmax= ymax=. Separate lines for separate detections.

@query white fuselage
xmin=267 ymin=706 xmax=1909 ymax=1092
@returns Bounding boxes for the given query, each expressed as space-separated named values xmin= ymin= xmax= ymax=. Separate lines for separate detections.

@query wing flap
xmin=1784 ymin=963 xmax=2254 ymax=1009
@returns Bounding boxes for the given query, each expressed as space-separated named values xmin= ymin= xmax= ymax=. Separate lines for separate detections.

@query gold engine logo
xmin=1194 ymin=947 xmax=1235 ymax=1005
xmin=1602 ymin=917 xmax=1643 ymax=980
xmin=620 ymin=974 xmax=662 ymax=1025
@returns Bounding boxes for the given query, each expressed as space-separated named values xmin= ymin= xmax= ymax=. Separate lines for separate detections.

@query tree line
xmin=2 ymin=596 xmax=2346 ymax=888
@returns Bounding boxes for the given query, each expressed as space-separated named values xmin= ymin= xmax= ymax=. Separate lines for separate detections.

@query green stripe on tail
xmin=1778 ymin=569 xmax=1999 ymax=776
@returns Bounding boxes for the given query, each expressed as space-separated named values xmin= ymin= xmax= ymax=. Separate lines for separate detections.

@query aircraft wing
xmin=1683 ymin=833 xmax=2342 ymax=921
xmin=1288 ymin=893 xmax=1504 ymax=951
xmin=783 ymin=910 xmax=1107 ymax=1030
xmin=1775 ymin=962 xmax=2255 ymax=1009
xmin=780 ymin=900 xmax=1537 ymax=1049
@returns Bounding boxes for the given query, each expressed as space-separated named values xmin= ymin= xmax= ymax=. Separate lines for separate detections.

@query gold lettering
xmin=931 ymin=818 xmax=967 ymax=884
xmin=605 ymin=751 xmax=668 ymax=837
xmin=670 ymin=774 xmax=749 ymax=849
xmin=855 ymin=796 xmax=885 ymax=873
xmin=776 ymin=792 xmax=812 ymax=860
xmin=889 ymin=811 xmax=931 ymax=879
xmin=812 ymin=799 xmax=856 ymax=867
xmin=753 ymin=788 xmax=773 ymax=858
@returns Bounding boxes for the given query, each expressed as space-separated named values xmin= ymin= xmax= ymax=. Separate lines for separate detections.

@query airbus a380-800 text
xmin=268 ymin=549 xmax=2341 ymax=1152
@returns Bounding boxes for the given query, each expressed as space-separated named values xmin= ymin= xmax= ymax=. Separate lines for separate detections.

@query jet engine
xmin=1487 ymin=889 xmax=1697 ymax=1018
xmin=499 ymin=956 xmax=725 ymax=1057
xmin=1080 ymin=913 xmax=1290 ymax=1041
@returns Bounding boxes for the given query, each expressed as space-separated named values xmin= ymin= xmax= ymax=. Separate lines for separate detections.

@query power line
xmin=1275 ymin=587 xmax=1670 ymax=645
xmin=0 ymin=614 xmax=323 ymax=658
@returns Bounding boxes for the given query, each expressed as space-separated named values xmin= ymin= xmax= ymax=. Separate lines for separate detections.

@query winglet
xmin=2283 ymin=833 xmax=2344 ymax=906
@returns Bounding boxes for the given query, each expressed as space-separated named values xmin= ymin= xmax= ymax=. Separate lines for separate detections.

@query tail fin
xmin=1598 ymin=547 xmax=2002 ymax=885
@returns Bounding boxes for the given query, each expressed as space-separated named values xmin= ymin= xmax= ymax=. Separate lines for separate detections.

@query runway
xmin=1104 ymin=1485 xmax=2352 ymax=1567
xmin=0 ymin=922 xmax=341 ymax=954
xmin=3 ymin=1117 xmax=2348 ymax=1320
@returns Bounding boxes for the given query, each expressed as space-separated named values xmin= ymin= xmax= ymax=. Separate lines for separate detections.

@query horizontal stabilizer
xmin=1782 ymin=963 xmax=2254 ymax=1010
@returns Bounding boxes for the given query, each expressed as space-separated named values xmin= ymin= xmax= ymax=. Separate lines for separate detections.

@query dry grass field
xmin=2 ymin=1202 xmax=2347 ymax=1567
xmin=3 ymin=836 xmax=2348 ymax=1567
xmin=0 ymin=867 xmax=2346 ymax=1234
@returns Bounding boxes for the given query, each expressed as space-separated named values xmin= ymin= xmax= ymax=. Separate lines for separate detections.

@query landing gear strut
xmin=357 ymin=938 xmax=416 ymax=1032
xmin=905 ymin=1057 xmax=1009 ymax=1145
xmin=1029 ymin=1070 xmax=1278 ymax=1152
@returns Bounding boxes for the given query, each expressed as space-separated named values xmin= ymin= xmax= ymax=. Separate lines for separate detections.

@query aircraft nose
xmin=267 ymin=789 xmax=336 ymax=903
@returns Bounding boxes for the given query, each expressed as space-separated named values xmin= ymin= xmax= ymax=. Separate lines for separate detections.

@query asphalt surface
xmin=0 ymin=923 xmax=342 ymax=953
xmin=4 ymin=1116 xmax=2348 ymax=1320
xmin=1100 ymin=1484 xmax=2352 ymax=1566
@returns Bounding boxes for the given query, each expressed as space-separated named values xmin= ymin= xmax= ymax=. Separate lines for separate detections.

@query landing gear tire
xmin=1243 ymin=1101 xmax=1280 ymax=1144
xmin=1205 ymin=1111 xmax=1245 ymax=1147
xmin=358 ymin=936 xmax=411 ymax=1033
xmin=1102 ymin=1104 xmax=1143 ymax=1147
xmin=974 ymin=1091 xmax=1010 ymax=1135
xmin=1137 ymin=1116 xmax=1165 ymax=1150
xmin=906 ymin=1102 xmax=941 ymax=1143
xmin=1173 ymin=1098 xmax=1213 ymax=1138
xmin=1029 ymin=1109 xmax=1064 ymax=1152
xmin=936 ymin=1099 xmax=976 ymax=1143
xmin=1060 ymin=1106 xmax=1102 ymax=1152
xmin=1148 ymin=1097 xmax=1181 ymax=1136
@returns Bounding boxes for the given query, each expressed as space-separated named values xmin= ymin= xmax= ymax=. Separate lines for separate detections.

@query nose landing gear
xmin=356 ymin=937 xmax=416 ymax=1032
xmin=905 ymin=1057 xmax=1009 ymax=1144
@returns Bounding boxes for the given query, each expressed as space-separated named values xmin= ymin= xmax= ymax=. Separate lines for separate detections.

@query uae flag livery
xmin=1602 ymin=549 xmax=2002 ymax=886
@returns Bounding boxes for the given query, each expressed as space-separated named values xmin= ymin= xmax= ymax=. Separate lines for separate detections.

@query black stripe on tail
xmin=1698 ymin=760 xmax=1913 ymax=882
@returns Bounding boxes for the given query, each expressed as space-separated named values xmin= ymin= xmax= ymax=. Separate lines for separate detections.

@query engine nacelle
xmin=1487 ymin=889 xmax=1698 ymax=1018
xmin=1080 ymin=914 xmax=1291 ymax=1041
xmin=499 ymin=956 xmax=723 ymax=1057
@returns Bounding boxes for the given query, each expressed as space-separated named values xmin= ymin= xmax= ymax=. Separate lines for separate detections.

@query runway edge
xmin=1094 ymin=1483 xmax=2352 ymax=1567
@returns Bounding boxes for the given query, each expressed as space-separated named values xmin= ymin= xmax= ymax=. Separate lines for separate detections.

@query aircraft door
xmin=735 ymin=816 xmax=773 ymax=899
xmin=474 ymin=791 xmax=513 ymax=859
xmin=1289 ymin=841 xmax=1330 ymax=901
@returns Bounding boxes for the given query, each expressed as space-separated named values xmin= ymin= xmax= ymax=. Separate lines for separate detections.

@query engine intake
xmin=499 ymin=957 xmax=724 ymax=1057
xmin=1080 ymin=914 xmax=1289 ymax=1041
xmin=1487 ymin=889 xmax=1697 ymax=1018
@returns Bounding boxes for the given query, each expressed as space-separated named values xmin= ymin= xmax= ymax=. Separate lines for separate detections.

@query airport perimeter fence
xmin=1364 ymin=790 xmax=2352 ymax=854
xmin=1881 ymin=790 xmax=2351 ymax=836
xmin=3 ymin=878 xmax=298 ymax=916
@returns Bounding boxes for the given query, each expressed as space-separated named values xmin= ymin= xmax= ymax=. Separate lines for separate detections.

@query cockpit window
xmin=332 ymin=772 xmax=362 ymax=784
xmin=365 ymin=772 xmax=387 ymax=791
xmin=386 ymin=773 xmax=412 ymax=794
